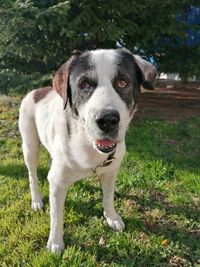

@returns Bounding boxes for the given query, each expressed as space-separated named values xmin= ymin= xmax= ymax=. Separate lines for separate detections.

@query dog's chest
xmin=52 ymin=133 xmax=124 ymax=179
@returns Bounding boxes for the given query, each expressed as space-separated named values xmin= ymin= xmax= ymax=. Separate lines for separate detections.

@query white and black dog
xmin=19 ymin=48 xmax=156 ymax=252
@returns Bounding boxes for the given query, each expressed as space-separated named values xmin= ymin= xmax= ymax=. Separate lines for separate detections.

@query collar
xmin=92 ymin=150 xmax=116 ymax=174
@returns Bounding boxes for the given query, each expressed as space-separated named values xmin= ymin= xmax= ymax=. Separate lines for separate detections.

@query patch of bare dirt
xmin=135 ymin=79 xmax=200 ymax=121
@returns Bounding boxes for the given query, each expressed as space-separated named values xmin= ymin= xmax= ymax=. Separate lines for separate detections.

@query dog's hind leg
xmin=19 ymin=113 xmax=43 ymax=211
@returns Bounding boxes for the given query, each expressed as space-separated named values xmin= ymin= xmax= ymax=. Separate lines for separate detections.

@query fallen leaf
xmin=161 ymin=239 xmax=169 ymax=246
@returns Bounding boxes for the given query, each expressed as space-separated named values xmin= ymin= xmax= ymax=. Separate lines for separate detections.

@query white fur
xmin=19 ymin=49 xmax=155 ymax=253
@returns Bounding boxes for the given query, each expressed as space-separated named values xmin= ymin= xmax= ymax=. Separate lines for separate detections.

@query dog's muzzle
xmin=94 ymin=109 xmax=120 ymax=153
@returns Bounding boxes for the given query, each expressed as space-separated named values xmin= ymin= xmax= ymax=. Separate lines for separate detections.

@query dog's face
xmin=53 ymin=49 xmax=157 ymax=154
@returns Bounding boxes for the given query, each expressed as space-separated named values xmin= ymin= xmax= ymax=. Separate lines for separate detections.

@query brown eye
xmin=117 ymin=79 xmax=127 ymax=89
xmin=80 ymin=80 xmax=91 ymax=89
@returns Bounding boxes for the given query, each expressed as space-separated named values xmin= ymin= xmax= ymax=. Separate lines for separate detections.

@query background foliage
xmin=0 ymin=0 xmax=200 ymax=93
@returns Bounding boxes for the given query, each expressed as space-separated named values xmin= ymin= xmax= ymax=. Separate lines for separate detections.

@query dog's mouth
xmin=94 ymin=139 xmax=116 ymax=153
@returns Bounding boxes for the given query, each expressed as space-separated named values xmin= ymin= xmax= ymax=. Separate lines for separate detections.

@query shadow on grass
xmin=0 ymin=162 xmax=49 ymax=183
xmin=0 ymin=163 xmax=27 ymax=179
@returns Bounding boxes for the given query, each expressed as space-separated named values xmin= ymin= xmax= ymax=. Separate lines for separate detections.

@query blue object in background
xmin=178 ymin=6 xmax=200 ymax=46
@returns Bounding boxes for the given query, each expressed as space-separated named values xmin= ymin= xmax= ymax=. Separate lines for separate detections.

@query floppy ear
xmin=52 ymin=56 xmax=76 ymax=109
xmin=134 ymin=55 xmax=157 ymax=90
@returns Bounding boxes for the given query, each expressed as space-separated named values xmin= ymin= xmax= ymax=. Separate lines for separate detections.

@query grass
xmin=0 ymin=95 xmax=200 ymax=266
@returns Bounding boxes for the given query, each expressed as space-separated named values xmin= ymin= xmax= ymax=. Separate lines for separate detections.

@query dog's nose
xmin=96 ymin=110 xmax=120 ymax=133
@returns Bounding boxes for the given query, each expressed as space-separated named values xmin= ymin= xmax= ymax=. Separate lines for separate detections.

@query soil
xmin=135 ymin=79 xmax=200 ymax=122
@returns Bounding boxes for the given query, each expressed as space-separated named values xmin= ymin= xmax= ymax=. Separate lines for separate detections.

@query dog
xmin=19 ymin=48 xmax=156 ymax=253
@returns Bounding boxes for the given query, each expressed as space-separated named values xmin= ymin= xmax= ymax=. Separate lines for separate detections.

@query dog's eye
xmin=80 ymin=80 xmax=91 ymax=89
xmin=117 ymin=79 xmax=128 ymax=89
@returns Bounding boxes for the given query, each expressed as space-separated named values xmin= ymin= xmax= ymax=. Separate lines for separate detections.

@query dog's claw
xmin=104 ymin=211 xmax=125 ymax=231
xmin=31 ymin=200 xmax=44 ymax=211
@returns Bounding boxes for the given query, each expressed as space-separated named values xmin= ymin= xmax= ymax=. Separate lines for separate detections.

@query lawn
xmin=0 ymin=95 xmax=199 ymax=266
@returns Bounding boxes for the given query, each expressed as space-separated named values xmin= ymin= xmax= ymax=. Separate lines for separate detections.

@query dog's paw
xmin=31 ymin=200 xmax=44 ymax=211
xmin=104 ymin=211 xmax=125 ymax=231
xmin=47 ymin=240 xmax=65 ymax=253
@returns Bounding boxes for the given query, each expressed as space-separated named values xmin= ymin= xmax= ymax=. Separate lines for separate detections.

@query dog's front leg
xmin=47 ymin=166 xmax=69 ymax=253
xmin=100 ymin=171 xmax=125 ymax=231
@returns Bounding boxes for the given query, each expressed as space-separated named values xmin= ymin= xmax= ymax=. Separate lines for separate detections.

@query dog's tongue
xmin=96 ymin=139 xmax=115 ymax=147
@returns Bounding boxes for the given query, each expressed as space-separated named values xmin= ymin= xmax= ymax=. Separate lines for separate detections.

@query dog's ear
xmin=134 ymin=55 xmax=157 ymax=90
xmin=53 ymin=56 xmax=76 ymax=109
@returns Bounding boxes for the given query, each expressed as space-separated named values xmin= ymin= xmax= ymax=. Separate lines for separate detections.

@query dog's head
xmin=53 ymin=49 xmax=157 ymax=154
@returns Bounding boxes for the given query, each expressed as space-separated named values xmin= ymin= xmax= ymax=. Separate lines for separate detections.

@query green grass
xmin=0 ymin=95 xmax=200 ymax=266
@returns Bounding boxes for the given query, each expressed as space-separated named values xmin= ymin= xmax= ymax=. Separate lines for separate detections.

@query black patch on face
xmin=66 ymin=108 xmax=72 ymax=137
xmin=69 ymin=52 xmax=97 ymax=115
xmin=114 ymin=49 xmax=140 ymax=108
